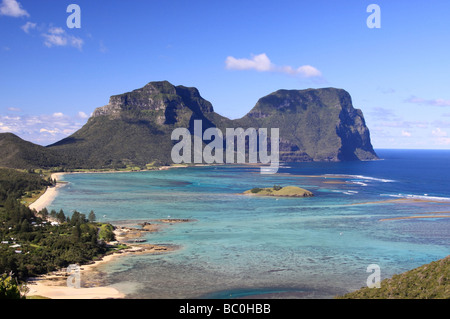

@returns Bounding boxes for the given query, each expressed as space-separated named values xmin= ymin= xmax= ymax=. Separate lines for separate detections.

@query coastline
xmin=27 ymin=165 xmax=196 ymax=212
xmin=28 ymin=172 xmax=66 ymax=212
xmin=21 ymin=161 xmax=450 ymax=299
xmin=24 ymin=168 xmax=187 ymax=299
xmin=26 ymin=226 xmax=178 ymax=299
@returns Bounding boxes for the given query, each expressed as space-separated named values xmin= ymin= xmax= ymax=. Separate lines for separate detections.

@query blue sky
xmin=1 ymin=0 xmax=450 ymax=149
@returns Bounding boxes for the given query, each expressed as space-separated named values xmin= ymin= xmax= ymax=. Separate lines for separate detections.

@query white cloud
xmin=99 ymin=40 xmax=108 ymax=53
xmin=432 ymin=99 xmax=450 ymax=107
xmin=77 ymin=111 xmax=89 ymax=119
xmin=0 ymin=0 xmax=29 ymax=17
xmin=69 ymin=37 xmax=84 ymax=50
xmin=406 ymin=96 xmax=450 ymax=107
xmin=368 ymin=107 xmax=401 ymax=122
xmin=279 ymin=64 xmax=322 ymax=77
xmin=431 ymin=128 xmax=450 ymax=145
xmin=42 ymin=26 xmax=84 ymax=50
xmin=437 ymin=138 xmax=450 ymax=145
xmin=0 ymin=112 xmax=88 ymax=145
xmin=436 ymin=137 xmax=450 ymax=145
xmin=43 ymin=32 xmax=68 ymax=47
xmin=0 ymin=125 xmax=13 ymax=132
xmin=21 ymin=21 xmax=36 ymax=33
xmin=377 ymin=87 xmax=396 ymax=94
xmin=39 ymin=128 xmax=59 ymax=135
xmin=432 ymin=128 xmax=447 ymax=137
xmin=7 ymin=107 xmax=21 ymax=112
xmin=225 ymin=53 xmax=322 ymax=78
xmin=48 ymin=27 xmax=64 ymax=34
xmin=225 ymin=53 xmax=272 ymax=72
xmin=401 ymin=130 xmax=412 ymax=137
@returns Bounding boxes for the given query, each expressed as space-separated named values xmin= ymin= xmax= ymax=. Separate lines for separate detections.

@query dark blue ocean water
xmin=50 ymin=149 xmax=450 ymax=298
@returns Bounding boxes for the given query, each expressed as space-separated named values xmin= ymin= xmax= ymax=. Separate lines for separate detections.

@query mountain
xmin=47 ymin=81 xmax=221 ymax=168
xmin=0 ymin=133 xmax=64 ymax=169
xmin=1 ymin=81 xmax=378 ymax=169
xmin=233 ymin=88 xmax=377 ymax=162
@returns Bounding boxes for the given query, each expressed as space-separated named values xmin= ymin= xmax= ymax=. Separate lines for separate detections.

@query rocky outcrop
xmin=92 ymin=81 xmax=214 ymax=125
xmin=237 ymin=87 xmax=378 ymax=162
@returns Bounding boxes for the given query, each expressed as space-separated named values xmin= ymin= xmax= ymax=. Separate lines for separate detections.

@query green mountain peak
xmin=1 ymin=81 xmax=378 ymax=169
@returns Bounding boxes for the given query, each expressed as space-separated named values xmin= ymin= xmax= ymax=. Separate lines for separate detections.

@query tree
xmin=0 ymin=273 xmax=24 ymax=299
xmin=70 ymin=211 xmax=87 ymax=226
xmin=99 ymin=224 xmax=115 ymax=242
xmin=20 ymin=219 xmax=31 ymax=233
xmin=56 ymin=209 xmax=66 ymax=223
xmin=40 ymin=207 xmax=49 ymax=219
xmin=88 ymin=210 xmax=96 ymax=222
xmin=70 ymin=211 xmax=80 ymax=226
xmin=73 ymin=224 xmax=81 ymax=241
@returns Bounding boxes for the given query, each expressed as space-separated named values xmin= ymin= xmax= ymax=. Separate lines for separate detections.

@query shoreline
xmin=28 ymin=172 xmax=66 ymax=212
xmin=24 ymin=167 xmax=191 ymax=299
xmin=26 ymin=165 xmax=197 ymax=212
xmin=22 ymin=164 xmax=449 ymax=299
xmin=26 ymin=225 xmax=179 ymax=299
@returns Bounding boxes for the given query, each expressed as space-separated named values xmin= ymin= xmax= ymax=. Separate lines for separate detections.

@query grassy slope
xmin=337 ymin=256 xmax=449 ymax=299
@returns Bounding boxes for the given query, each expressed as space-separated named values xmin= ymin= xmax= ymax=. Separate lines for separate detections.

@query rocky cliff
xmin=234 ymin=88 xmax=377 ymax=162
xmin=1 ymin=81 xmax=378 ymax=169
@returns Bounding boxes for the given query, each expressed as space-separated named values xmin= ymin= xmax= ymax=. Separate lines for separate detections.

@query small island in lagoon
xmin=243 ymin=185 xmax=314 ymax=197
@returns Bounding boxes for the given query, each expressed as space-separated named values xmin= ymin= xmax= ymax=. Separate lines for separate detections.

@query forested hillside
xmin=0 ymin=168 xmax=116 ymax=283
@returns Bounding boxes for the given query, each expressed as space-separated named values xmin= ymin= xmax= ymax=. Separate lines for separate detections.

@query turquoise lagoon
xmin=49 ymin=150 xmax=450 ymax=298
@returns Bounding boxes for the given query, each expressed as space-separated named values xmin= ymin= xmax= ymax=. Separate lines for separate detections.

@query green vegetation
xmin=244 ymin=185 xmax=314 ymax=197
xmin=228 ymin=87 xmax=377 ymax=162
xmin=273 ymin=185 xmax=283 ymax=191
xmin=0 ymin=273 xmax=25 ymax=299
xmin=44 ymin=82 xmax=216 ymax=170
xmin=0 ymin=168 xmax=54 ymax=204
xmin=98 ymin=223 xmax=115 ymax=242
xmin=337 ymin=256 xmax=449 ymax=299
xmin=0 ymin=133 xmax=67 ymax=170
xmin=0 ymin=168 xmax=120 ymax=291
xmin=0 ymin=82 xmax=377 ymax=171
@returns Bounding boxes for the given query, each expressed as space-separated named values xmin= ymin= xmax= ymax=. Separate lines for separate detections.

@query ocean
xmin=49 ymin=149 xmax=450 ymax=298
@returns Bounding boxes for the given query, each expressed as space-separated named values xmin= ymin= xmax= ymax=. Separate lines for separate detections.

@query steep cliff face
xmin=92 ymin=81 xmax=214 ymax=126
xmin=238 ymin=88 xmax=377 ymax=162
xmin=48 ymin=81 xmax=218 ymax=168
xmin=2 ymin=81 xmax=377 ymax=169
xmin=48 ymin=82 xmax=377 ymax=168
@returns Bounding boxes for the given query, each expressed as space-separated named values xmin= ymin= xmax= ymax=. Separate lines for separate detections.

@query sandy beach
xmin=24 ymin=168 xmax=193 ymax=299
xmin=27 ymin=165 xmax=195 ymax=213
xmin=26 ymin=246 xmax=125 ymax=299
xmin=25 ymin=183 xmax=182 ymax=300
xmin=26 ymin=244 xmax=175 ymax=299
xmin=27 ymin=166 xmax=187 ymax=212
xmin=26 ymin=226 xmax=178 ymax=299
xmin=28 ymin=172 xmax=66 ymax=212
